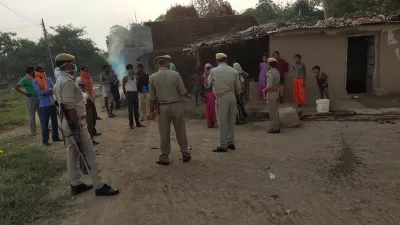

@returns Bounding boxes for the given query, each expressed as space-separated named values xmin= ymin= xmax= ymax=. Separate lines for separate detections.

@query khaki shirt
xmin=149 ymin=68 xmax=187 ymax=104
xmin=266 ymin=68 xmax=280 ymax=90
xmin=54 ymin=72 xmax=86 ymax=117
xmin=207 ymin=63 xmax=241 ymax=97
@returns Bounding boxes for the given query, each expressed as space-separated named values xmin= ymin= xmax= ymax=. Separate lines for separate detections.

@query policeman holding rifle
xmin=54 ymin=53 xmax=119 ymax=196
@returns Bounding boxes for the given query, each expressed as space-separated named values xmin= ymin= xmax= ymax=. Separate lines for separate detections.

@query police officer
xmin=208 ymin=53 xmax=241 ymax=152
xmin=54 ymin=53 xmax=119 ymax=196
xmin=263 ymin=58 xmax=281 ymax=133
xmin=149 ymin=55 xmax=191 ymax=165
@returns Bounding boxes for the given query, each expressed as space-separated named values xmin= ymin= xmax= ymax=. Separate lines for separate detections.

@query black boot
xmin=136 ymin=122 xmax=145 ymax=127
xmin=227 ymin=144 xmax=236 ymax=150
xmin=268 ymin=129 xmax=281 ymax=134
xmin=95 ymin=184 xmax=120 ymax=196
xmin=71 ymin=183 xmax=93 ymax=196
xmin=212 ymin=147 xmax=228 ymax=152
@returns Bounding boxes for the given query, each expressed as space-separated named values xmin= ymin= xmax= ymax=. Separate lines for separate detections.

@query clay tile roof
xmin=187 ymin=11 xmax=400 ymax=49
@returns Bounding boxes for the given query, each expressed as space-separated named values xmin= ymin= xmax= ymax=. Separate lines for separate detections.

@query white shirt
xmin=125 ymin=78 xmax=138 ymax=92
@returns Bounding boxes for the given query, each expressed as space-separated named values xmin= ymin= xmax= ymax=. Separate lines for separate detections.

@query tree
xmin=252 ymin=0 xmax=280 ymax=23
xmin=314 ymin=0 xmax=400 ymax=18
xmin=164 ymin=4 xmax=199 ymax=20
xmin=242 ymin=0 xmax=324 ymax=24
xmin=0 ymin=25 xmax=107 ymax=82
xmin=155 ymin=14 xmax=166 ymax=21
xmin=191 ymin=0 xmax=225 ymax=17
xmin=107 ymin=22 xmax=152 ymax=50
xmin=205 ymin=1 xmax=237 ymax=17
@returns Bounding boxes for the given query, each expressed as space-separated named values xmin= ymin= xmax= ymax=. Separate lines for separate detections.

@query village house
xmin=184 ymin=14 xmax=400 ymax=105
xmin=145 ymin=14 xmax=258 ymax=89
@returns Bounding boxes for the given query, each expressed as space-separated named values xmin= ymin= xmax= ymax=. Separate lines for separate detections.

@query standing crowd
xmin=13 ymin=50 xmax=330 ymax=198
xmin=258 ymin=51 xmax=330 ymax=106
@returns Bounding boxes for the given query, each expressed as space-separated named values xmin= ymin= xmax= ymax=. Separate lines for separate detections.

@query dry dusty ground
xmin=2 ymin=106 xmax=400 ymax=225
xmin=48 ymin=107 xmax=400 ymax=225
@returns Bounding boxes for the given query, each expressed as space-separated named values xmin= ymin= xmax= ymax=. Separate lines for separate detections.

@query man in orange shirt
xmin=80 ymin=66 xmax=102 ymax=136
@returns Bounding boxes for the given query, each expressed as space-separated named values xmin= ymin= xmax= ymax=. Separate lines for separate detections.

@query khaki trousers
xmin=65 ymin=119 xmax=104 ymax=189
xmin=27 ymin=97 xmax=39 ymax=135
xmin=216 ymin=92 xmax=237 ymax=149
xmin=158 ymin=102 xmax=189 ymax=162
xmin=139 ymin=93 xmax=149 ymax=120
xmin=267 ymin=92 xmax=280 ymax=130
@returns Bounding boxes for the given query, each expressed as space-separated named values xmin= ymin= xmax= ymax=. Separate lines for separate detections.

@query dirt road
xmin=2 ymin=104 xmax=398 ymax=225
xmin=31 ymin=104 xmax=396 ymax=225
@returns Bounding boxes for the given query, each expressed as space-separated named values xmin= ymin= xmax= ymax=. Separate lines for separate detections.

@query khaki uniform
xmin=208 ymin=63 xmax=241 ymax=149
xmin=266 ymin=68 xmax=281 ymax=130
xmin=149 ymin=68 xmax=189 ymax=162
xmin=54 ymin=72 xmax=104 ymax=189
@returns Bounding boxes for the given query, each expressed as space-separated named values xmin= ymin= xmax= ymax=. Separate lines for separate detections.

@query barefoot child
xmin=312 ymin=66 xmax=330 ymax=99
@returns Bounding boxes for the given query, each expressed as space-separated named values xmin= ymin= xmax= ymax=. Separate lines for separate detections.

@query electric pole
xmin=41 ymin=18 xmax=55 ymax=72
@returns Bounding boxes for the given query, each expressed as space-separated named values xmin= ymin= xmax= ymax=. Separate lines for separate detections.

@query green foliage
xmin=0 ymin=90 xmax=27 ymax=129
xmin=250 ymin=0 xmax=324 ymax=24
xmin=106 ymin=22 xmax=152 ymax=52
xmin=242 ymin=0 xmax=400 ymax=24
xmin=0 ymin=145 xmax=67 ymax=225
xmin=314 ymin=0 xmax=400 ymax=17
xmin=165 ymin=4 xmax=199 ymax=20
xmin=0 ymin=25 xmax=107 ymax=82
xmin=191 ymin=0 xmax=236 ymax=17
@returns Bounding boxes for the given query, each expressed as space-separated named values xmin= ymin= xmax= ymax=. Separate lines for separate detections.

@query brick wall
xmin=146 ymin=15 xmax=258 ymax=50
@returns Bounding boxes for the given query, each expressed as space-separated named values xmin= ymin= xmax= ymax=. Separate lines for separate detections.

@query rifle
xmin=59 ymin=103 xmax=91 ymax=171
xmin=54 ymin=101 xmax=66 ymax=145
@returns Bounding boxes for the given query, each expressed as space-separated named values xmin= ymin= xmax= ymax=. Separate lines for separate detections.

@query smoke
xmin=107 ymin=34 xmax=127 ymax=81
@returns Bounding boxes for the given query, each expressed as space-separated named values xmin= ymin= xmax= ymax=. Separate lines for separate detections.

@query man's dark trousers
xmin=127 ymin=91 xmax=140 ymax=127
xmin=39 ymin=105 xmax=59 ymax=144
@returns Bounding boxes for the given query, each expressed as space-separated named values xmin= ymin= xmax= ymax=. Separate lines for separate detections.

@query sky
xmin=0 ymin=0 xmax=291 ymax=50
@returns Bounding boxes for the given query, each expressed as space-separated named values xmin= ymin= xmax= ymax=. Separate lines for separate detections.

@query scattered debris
xmin=286 ymin=209 xmax=295 ymax=215
xmin=377 ymin=120 xmax=396 ymax=124
xmin=352 ymin=96 xmax=360 ymax=100
xmin=270 ymin=194 xmax=279 ymax=200
xmin=263 ymin=166 xmax=276 ymax=180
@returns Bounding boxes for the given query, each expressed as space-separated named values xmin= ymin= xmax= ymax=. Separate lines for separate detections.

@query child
xmin=312 ymin=66 xmax=330 ymax=99
xmin=293 ymin=54 xmax=307 ymax=107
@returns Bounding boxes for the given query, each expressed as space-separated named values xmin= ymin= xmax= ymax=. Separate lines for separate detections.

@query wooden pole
xmin=41 ymin=19 xmax=55 ymax=73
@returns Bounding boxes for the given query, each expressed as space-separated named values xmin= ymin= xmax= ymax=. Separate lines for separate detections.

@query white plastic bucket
xmin=316 ymin=99 xmax=330 ymax=113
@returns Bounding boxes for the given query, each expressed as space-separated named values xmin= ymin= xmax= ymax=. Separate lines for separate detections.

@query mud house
xmin=185 ymin=14 xmax=400 ymax=103
xmin=269 ymin=18 xmax=400 ymax=101
xmin=145 ymin=15 xmax=257 ymax=89
xmin=183 ymin=23 xmax=285 ymax=101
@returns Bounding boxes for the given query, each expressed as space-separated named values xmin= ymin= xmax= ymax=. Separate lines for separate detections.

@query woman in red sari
xmin=202 ymin=63 xmax=217 ymax=128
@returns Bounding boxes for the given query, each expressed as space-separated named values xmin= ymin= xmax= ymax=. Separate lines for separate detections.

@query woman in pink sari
xmin=202 ymin=63 xmax=217 ymax=128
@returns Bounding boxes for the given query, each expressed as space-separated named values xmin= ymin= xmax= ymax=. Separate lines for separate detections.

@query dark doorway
xmin=346 ymin=36 xmax=375 ymax=94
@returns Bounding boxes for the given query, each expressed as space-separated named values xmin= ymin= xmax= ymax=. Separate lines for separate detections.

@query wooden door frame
xmin=344 ymin=33 xmax=379 ymax=94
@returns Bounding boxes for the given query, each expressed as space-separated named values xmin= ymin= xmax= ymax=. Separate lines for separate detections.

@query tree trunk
xmin=322 ymin=0 xmax=328 ymax=19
